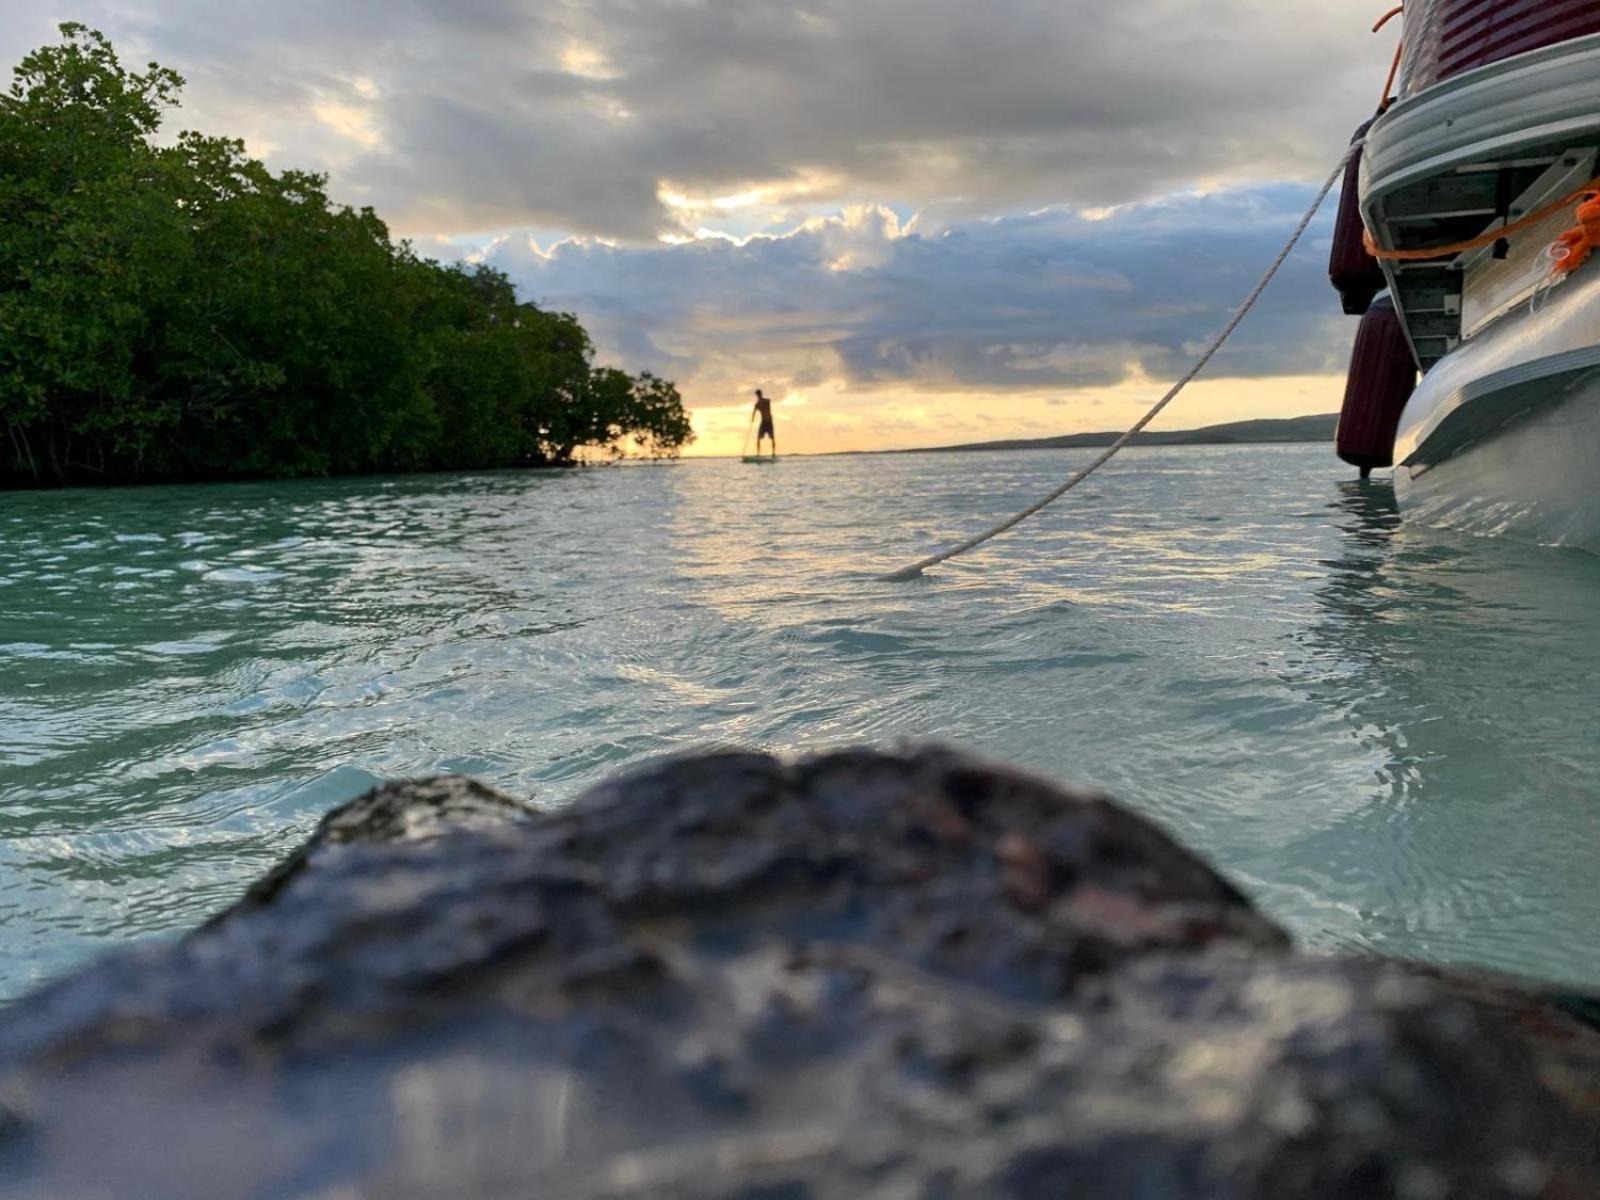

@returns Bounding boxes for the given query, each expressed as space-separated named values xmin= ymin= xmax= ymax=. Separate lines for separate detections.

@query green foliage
xmin=0 ymin=25 xmax=692 ymax=486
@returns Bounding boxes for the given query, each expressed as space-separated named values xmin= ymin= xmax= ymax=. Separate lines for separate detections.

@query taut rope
xmin=879 ymin=141 xmax=1364 ymax=582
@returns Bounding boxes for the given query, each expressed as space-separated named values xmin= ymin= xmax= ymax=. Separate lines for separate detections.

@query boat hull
xmin=1351 ymin=15 xmax=1600 ymax=553
xmin=1395 ymin=374 xmax=1600 ymax=552
xmin=1392 ymin=264 xmax=1600 ymax=551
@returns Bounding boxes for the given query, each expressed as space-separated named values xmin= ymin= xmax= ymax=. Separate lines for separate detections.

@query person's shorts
xmin=758 ymin=420 xmax=775 ymax=438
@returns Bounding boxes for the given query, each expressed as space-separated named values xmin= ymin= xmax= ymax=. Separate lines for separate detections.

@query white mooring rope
xmin=879 ymin=141 xmax=1363 ymax=582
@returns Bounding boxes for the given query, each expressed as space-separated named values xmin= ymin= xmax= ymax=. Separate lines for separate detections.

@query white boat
xmin=1332 ymin=2 xmax=1600 ymax=552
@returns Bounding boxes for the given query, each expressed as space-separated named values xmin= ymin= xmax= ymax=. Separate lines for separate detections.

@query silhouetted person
xmin=753 ymin=389 xmax=776 ymax=458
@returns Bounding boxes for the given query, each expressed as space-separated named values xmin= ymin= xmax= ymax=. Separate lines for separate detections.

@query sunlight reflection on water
xmin=2 ymin=445 xmax=1599 ymax=998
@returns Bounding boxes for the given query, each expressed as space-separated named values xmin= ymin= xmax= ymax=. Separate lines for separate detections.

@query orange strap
xmin=1364 ymin=178 xmax=1600 ymax=262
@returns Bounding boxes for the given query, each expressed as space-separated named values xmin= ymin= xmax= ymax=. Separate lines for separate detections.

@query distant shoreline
xmin=827 ymin=414 xmax=1338 ymax=456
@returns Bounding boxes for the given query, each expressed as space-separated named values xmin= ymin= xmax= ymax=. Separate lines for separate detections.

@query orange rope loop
xmin=1364 ymin=178 xmax=1600 ymax=262
xmin=1551 ymin=193 xmax=1600 ymax=277
xmin=1372 ymin=5 xmax=1404 ymax=33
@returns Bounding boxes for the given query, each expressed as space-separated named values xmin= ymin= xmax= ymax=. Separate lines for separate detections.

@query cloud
xmin=0 ymin=3 xmax=1368 ymax=451
xmin=480 ymin=184 xmax=1355 ymax=409
xmin=4 ymin=0 xmax=1388 ymax=240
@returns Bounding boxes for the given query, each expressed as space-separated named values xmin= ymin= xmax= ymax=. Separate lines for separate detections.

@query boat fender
xmin=1336 ymin=295 xmax=1415 ymax=476
xmin=1329 ymin=117 xmax=1385 ymax=316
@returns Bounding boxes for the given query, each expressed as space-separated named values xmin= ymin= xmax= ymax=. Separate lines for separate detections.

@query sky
xmin=0 ymin=1 xmax=1394 ymax=455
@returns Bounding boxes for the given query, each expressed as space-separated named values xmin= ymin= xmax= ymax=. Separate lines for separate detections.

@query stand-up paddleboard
xmin=741 ymin=456 xmax=779 ymax=465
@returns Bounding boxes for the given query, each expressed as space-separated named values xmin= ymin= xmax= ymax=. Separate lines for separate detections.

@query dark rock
xmin=0 ymin=747 xmax=1596 ymax=1199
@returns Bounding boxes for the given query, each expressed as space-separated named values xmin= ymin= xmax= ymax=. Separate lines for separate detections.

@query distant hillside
xmin=873 ymin=414 xmax=1338 ymax=455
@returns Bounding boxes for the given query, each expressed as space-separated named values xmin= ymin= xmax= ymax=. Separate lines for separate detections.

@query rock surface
xmin=1 ymin=747 xmax=1597 ymax=1198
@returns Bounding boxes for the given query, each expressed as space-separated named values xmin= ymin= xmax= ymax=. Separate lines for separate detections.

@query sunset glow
xmin=0 ymin=0 xmax=1383 ymax=459
xmin=685 ymin=374 xmax=1346 ymax=457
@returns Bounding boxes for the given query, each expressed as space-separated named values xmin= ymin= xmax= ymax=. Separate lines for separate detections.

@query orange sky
xmin=684 ymin=372 xmax=1346 ymax=457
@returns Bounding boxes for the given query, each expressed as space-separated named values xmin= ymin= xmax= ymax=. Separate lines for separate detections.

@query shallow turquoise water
xmin=3 ymin=445 xmax=1599 ymax=1000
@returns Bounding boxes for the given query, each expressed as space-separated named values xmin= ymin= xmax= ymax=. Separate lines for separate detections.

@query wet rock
xmin=0 ymin=747 xmax=1595 ymax=1199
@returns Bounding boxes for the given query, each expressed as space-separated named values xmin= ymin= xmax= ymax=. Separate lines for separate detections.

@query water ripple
xmin=2 ymin=447 xmax=1599 ymax=999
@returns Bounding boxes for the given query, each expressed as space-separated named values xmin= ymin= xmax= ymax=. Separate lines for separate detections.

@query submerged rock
xmin=0 ymin=747 xmax=1596 ymax=1198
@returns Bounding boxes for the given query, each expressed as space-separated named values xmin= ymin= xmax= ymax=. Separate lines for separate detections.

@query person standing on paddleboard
xmin=752 ymin=389 xmax=776 ymax=459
